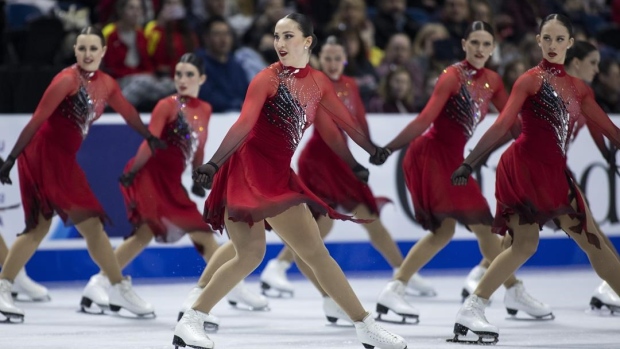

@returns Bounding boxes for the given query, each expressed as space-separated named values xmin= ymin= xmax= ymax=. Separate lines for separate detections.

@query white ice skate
xmin=376 ymin=280 xmax=420 ymax=324
xmin=504 ymin=280 xmax=554 ymax=319
xmin=173 ymin=309 xmax=215 ymax=349
xmin=590 ymin=281 xmax=620 ymax=314
xmin=355 ymin=313 xmax=408 ymax=349
xmin=260 ymin=259 xmax=294 ymax=298
xmin=108 ymin=277 xmax=155 ymax=317
xmin=11 ymin=268 xmax=50 ymax=302
xmin=0 ymin=279 xmax=24 ymax=323
xmin=178 ymin=286 xmax=220 ymax=331
xmin=461 ymin=265 xmax=486 ymax=301
xmin=393 ymin=268 xmax=436 ymax=297
xmin=448 ymin=294 xmax=498 ymax=344
xmin=323 ymin=296 xmax=353 ymax=325
xmin=80 ymin=274 xmax=111 ymax=314
xmin=227 ymin=280 xmax=269 ymax=311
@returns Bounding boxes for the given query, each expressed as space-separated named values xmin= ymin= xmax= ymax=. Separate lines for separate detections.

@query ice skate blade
xmin=12 ymin=292 xmax=51 ymax=302
xmin=505 ymin=308 xmax=555 ymax=321
xmin=172 ymin=335 xmax=212 ymax=349
xmin=260 ymin=281 xmax=293 ymax=298
xmin=590 ymin=297 xmax=620 ymax=314
xmin=325 ymin=316 xmax=354 ymax=327
xmin=461 ymin=288 xmax=471 ymax=303
xmin=362 ymin=344 xmax=407 ymax=349
xmin=78 ymin=296 xmax=107 ymax=315
xmin=109 ymin=305 xmax=156 ymax=319
xmin=447 ymin=323 xmax=498 ymax=345
xmin=405 ymin=288 xmax=437 ymax=297
xmin=0 ymin=311 xmax=25 ymax=323
xmin=375 ymin=303 xmax=420 ymax=325
xmin=227 ymin=300 xmax=270 ymax=312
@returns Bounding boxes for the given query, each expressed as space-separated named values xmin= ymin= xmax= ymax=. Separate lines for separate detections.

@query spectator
xmin=241 ymin=0 xmax=287 ymax=64
xmin=438 ymin=0 xmax=471 ymax=61
xmin=103 ymin=0 xmax=175 ymax=109
xmin=593 ymin=59 xmax=620 ymax=113
xmin=411 ymin=22 xmax=450 ymax=73
xmin=369 ymin=66 xmax=416 ymax=114
xmin=372 ymin=0 xmax=420 ymax=50
xmin=197 ymin=16 xmax=249 ymax=112
xmin=376 ymin=33 xmax=424 ymax=106
xmin=501 ymin=59 xmax=525 ymax=94
xmin=338 ymin=29 xmax=380 ymax=108
xmin=145 ymin=0 xmax=199 ymax=77
xmin=325 ymin=0 xmax=375 ymax=55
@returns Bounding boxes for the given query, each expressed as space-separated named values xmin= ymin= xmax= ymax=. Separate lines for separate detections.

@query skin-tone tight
xmin=273 ymin=204 xmax=404 ymax=296
xmin=192 ymin=204 xmax=368 ymax=322
xmin=474 ymin=187 xmax=620 ymax=300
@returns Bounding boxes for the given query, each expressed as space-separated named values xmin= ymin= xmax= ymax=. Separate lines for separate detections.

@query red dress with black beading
xmin=15 ymin=65 xmax=149 ymax=232
xmin=464 ymin=60 xmax=620 ymax=247
xmin=203 ymin=63 xmax=376 ymax=232
xmin=393 ymin=60 xmax=508 ymax=231
xmin=121 ymin=95 xmax=213 ymax=242
xmin=297 ymin=75 xmax=389 ymax=214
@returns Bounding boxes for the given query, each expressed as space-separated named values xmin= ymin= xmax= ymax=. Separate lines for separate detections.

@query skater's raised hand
xmin=0 ymin=155 xmax=15 ymax=185
xmin=193 ymin=161 xmax=218 ymax=189
xmin=451 ymin=163 xmax=472 ymax=186
xmin=119 ymin=171 xmax=136 ymax=187
xmin=191 ymin=182 xmax=206 ymax=197
xmin=352 ymin=163 xmax=369 ymax=183
xmin=369 ymin=146 xmax=392 ymax=165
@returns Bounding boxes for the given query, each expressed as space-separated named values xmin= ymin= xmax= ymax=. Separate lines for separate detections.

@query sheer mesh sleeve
xmin=105 ymin=75 xmax=151 ymax=139
xmin=385 ymin=68 xmax=460 ymax=150
xmin=349 ymin=79 xmax=371 ymax=137
xmin=316 ymin=73 xmax=375 ymax=154
xmin=463 ymin=72 xmax=539 ymax=168
xmin=192 ymin=103 xmax=212 ymax=171
xmin=585 ymin=121 xmax=611 ymax=161
xmin=208 ymin=69 xmax=275 ymax=167
xmin=127 ymin=98 xmax=173 ymax=173
xmin=490 ymin=72 xmax=509 ymax=111
xmin=577 ymin=80 xmax=620 ymax=149
xmin=314 ymin=106 xmax=359 ymax=168
xmin=8 ymin=70 xmax=79 ymax=158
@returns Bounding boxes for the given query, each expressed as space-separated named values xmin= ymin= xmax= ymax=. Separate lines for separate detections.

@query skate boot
xmin=108 ymin=277 xmax=155 ymax=317
xmin=504 ymin=280 xmax=554 ymax=319
xmin=393 ymin=268 xmax=436 ymax=297
xmin=461 ymin=265 xmax=486 ymax=302
xmin=178 ymin=286 xmax=220 ymax=331
xmin=0 ymin=279 xmax=24 ymax=323
xmin=173 ymin=309 xmax=215 ymax=349
xmin=260 ymin=259 xmax=294 ymax=298
xmin=323 ymin=296 xmax=353 ymax=325
xmin=11 ymin=268 xmax=50 ymax=302
xmin=376 ymin=280 xmax=419 ymax=324
xmin=227 ymin=280 xmax=269 ymax=311
xmin=447 ymin=294 xmax=498 ymax=344
xmin=80 ymin=274 xmax=110 ymax=314
xmin=355 ymin=313 xmax=408 ymax=349
xmin=590 ymin=281 xmax=620 ymax=314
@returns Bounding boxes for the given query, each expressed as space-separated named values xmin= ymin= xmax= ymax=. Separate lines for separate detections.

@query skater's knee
xmin=512 ymin=238 xmax=538 ymax=258
xmin=295 ymin=244 xmax=330 ymax=266
xmin=429 ymin=229 xmax=455 ymax=247
xmin=236 ymin=241 xmax=266 ymax=267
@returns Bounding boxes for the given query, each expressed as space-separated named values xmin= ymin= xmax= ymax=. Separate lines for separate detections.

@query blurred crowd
xmin=1 ymin=0 xmax=619 ymax=114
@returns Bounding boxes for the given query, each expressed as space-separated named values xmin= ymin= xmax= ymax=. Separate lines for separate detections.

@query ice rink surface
xmin=2 ymin=268 xmax=618 ymax=349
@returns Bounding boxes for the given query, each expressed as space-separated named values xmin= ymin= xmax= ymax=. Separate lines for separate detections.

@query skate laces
xmin=369 ymin=321 xmax=401 ymax=344
xmin=118 ymin=279 xmax=147 ymax=306
xmin=185 ymin=310 xmax=211 ymax=337
xmin=466 ymin=296 xmax=489 ymax=323
xmin=515 ymin=283 xmax=545 ymax=308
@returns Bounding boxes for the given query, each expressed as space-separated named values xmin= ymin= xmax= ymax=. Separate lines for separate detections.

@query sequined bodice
xmin=59 ymin=69 xmax=106 ymax=138
xmin=261 ymin=65 xmax=320 ymax=151
xmin=443 ymin=62 xmax=494 ymax=139
xmin=164 ymin=95 xmax=205 ymax=168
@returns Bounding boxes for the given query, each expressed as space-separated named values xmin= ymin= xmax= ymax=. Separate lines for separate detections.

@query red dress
xmin=463 ymin=60 xmax=620 ymax=247
xmin=203 ymin=63 xmax=377 ymax=232
xmin=389 ymin=61 xmax=508 ymax=231
xmin=122 ymin=95 xmax=213 ymax=242
xmin=297 ymin=75 xmax=389 ymax=214
xmin=14 ymin=65 xmax=151 ymax=232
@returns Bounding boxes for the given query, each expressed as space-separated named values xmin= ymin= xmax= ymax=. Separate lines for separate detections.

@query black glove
xmin=451 ymin=163 xmax=473 ymax=186
xmin=369 ymin=147 xmax=392 ymax=165
xmin=119 ymin=171 xmax=136 ymax=187
xmin=193 ymin=161 xmax=219 ymax=189
xmin=352 ymin=163 xmax=369 ymax=183
xmin=147 ymin=134 xmax=167 ymax=154
xmin=0 ymin=155 xmax=16 ymax=185
xmin=191 ymin=182 xmax=206 ymax=197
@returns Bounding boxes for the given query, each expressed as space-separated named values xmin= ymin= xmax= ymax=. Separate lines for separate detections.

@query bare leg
xmin=275 ymin=214 xmax=333 ymax=264
xmin=469 ymin=224 xmax=518 ymax=288
xmin=108 ymin=224 xmax=154 ymax=272
xmin=0 ymin=214 xmax=52 ymax=281
xmin=187 ymin=232 xmax=220 ymax=263
xmin=193 ymin=211 xmax=266 ymax=312
xmin=354 ymin=204 xmax=404 ymax=268
xmin=195 ymin=240 xmax=236 ymax=288
xmin=74 ymin=217 xmax=123 ymax=284
xmin=395 ymin=218 xmax=456 ymax=283
xmin=474 ymin=216 xmax=540 ymax=299
xmin=267 ymin=204 xmax=367 ymax=321
xmin=597 ymin=225 xmax=620 ymax=263
xmin=0 ymin=233 xmax=8 ymax=266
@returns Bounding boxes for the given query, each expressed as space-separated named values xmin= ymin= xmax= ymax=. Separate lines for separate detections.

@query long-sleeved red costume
xmin=389 ymin=60 xmax=508 ymax=231
xmin=121 ymin=95 xmax=213 ymax=242
xmin=14 ymin=65 xmax=152 ymax=231
xmin=463 ymin=59 xmax=620 ymax=247
xmin=203 ymin=63 xmax=376 ymax=231
xmin=297 ymin=75 xmax=389 ymax=214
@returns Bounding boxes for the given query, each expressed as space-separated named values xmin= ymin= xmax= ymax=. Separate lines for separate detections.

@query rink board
xmin=1 ymin=113 xmax=619 ymax=281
